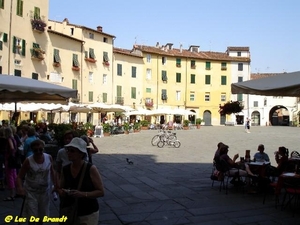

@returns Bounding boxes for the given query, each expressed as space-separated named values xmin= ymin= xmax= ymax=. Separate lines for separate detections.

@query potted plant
xmin=196 ymin=118 xmax=202 ymax=129
xmin=123 ymin=122 xmax=131 ymax=134
xmin=183 ymin=119 xmax=190 ymax=130
xmin=133 ymin=122 xmax=141 ymax=132
xmin=102 ymin=123 xmax=111 ymax=136
xmin=140 ymin=120 xmax=149 ymax=130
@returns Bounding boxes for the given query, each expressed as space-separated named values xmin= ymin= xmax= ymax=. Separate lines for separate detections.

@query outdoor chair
xmin=281 ymin=177 xmax=300 ymax=216
xmin=290 ymin=151 xmax=300 ymax=158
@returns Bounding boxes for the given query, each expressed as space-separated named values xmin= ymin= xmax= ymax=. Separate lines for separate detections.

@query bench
xmin=225 ymin=121 xmax=235 ymax=126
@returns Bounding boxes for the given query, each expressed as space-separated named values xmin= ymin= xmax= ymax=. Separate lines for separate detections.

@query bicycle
xmin=157 ymin=137 xmax=181 ymax=148
xmin=151 ymin=130 xmax=177 ymax=146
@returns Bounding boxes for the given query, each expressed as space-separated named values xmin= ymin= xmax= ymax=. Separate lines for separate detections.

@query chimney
xmin=97 ymin=26 xmax=103 ymax=32
xmin=180 ymin=44 xmax=182 ymax=53
xmin=165 ymin=43 xmax=173 ymax=50
xmin=189 ymin=45 xmax=200 ymax=53
xmin=156 ymin=42 xmax=160 ymax=48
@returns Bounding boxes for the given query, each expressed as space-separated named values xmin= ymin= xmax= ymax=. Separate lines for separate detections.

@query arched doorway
xmin=188 ymin=110 xmax=196 ymax=124
xmin=269 ymin=106 xmax=290 ymax=126
xmin=203 ymin=110 xmax=211 ymax=126
xmin=251 ymin=111 xmax=260 ymax=126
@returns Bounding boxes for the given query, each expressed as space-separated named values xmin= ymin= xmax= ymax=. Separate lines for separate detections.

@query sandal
xmin=3 ymin=196 xmax=14 ymax=201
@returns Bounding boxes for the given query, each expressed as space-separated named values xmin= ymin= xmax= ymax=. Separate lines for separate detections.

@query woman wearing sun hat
xmin=57 ymin=137 xmax=104 ymax=225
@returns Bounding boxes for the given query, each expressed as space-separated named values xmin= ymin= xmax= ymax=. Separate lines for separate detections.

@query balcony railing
xmin=145 ymin=99 xmax=153 ymax=107
xmin=31 ymin=19 xmax=47 ymax=32
xmin=115 ymin=96 xmax=124 ymax=105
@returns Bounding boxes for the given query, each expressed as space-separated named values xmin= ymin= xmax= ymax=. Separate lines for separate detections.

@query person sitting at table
xmin=213 ymin=142 xmax=224 ymax=161
xmin=253 ymin=144 xmax=270 ymax=162
xmin=266 ymin=146 xmax=289 ymax=178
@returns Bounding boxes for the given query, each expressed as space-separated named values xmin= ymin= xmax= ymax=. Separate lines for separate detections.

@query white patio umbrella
xmin=172 ymin=109 xmax=197 ymax=116
xmin=125 ymin=108 xmax=151 ymax=116
xmin=89 ymin=103 xmax=128 ymax=113
xmin=145 ymin=108 xmax=174 ymax=116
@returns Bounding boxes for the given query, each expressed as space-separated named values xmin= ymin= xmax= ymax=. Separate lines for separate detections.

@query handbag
xmin=60 ymin=162 xmax=87 ymax=225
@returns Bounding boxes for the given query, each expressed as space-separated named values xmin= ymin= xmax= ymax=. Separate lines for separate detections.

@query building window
xmin=146 ymin=54 xmax=151 ymax=63
xmin=72 ymin=79 xmax=78 ymax=90
xmin=89 ymin=33 xmax=94 ymax=39
xmin=162 ymin=57 xmax=166 ymax=65
xmin=14 ymin=59 xmax=21 ymax=65
xmin=73 ymin=54 xmax=79 ymax=67
xmin=161 ymin=89 xmax=167 ymax=100
xmin=146 ymin=69 xmax=152 ymax=80
xmin=221 ymin=93 xmax=226 ymax=102
xmin=88 ymin=91 xmax=93 ymax=102
xmin=205 ymin=62 xmax=211 ymax=70
xmin=53 ymin=49 xmax=61 ymax=63
xmin=221 ymin=62 xmax=227 ymax=70
xmin=13 ymin=37 xmax=25 ymax=56
xmin=162 ymin=70 xmax=167 ymax=82
xmin=205 ymin=93 xmax=210 ymax=101
xmin=14 ymin=69 xmax=21 ymax=77
xmin=176 ymin=58 xmax=181 ymax=67
xmin=191 ymin=60 xmax=196 ymax=69
xmin=89 ymin=48 xmax=96 ymax=59
xmin=176 ymin=91 xmax=181 ymax=101
xmin=146 ymin=88 xmax=151 ymax=93
xmin=238 ymin=63 xmax=243 ymax=71
xmin=117 ymin=64 xmax=122 ymax=76
xmin=221 ymin=76 xmax=227 ymax=85
xmin=205 ymin=75 xmax=211 ymax=85
xmin=70 ymin=28 xmax=74 ymax=35
xmin=103 ymin=51 xmax=109 ymax=63
xmin=103 ymin=37 xmax=107 ymax=43
xmin=253 ymin=101 xmax=258 ymax=107
xmin=89 ymin=72 xmax=93 ymax=83
xmin=238 ymin=76 xmax=243 ymax=82
xmin=32 ymin=73 xmax=38 ymax=80
xmin=190 ymin=74 xmax=195 ymax=84
xmin=237 ymin=51 xmax=241 ymax=56
xmin=0 ymin=0 xmax=4 ymax=9
xmin=33 ymin=7 xmax=40 ymax=19
xmin=103 ymin=74 xmax=107 ymax=84
xmin=176 ymin=73 xmax=181 ymax=83
xmin=102 ymin=93 xmax=107 ymax=103
xmin=131 ymin=87 xmax=136 ymax=99
xmin=237 ymin=94 xmax=243 ymax=101
xmin=131 ymin=66 xmax=136 ymax=78
xmin=16 ymin=0 xmax=23 ymax=16
xmin=190 ymin=92 xmax=195 ymax=101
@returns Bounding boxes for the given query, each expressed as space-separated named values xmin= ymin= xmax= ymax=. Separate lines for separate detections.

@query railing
xmin=115 ymin=96 xmax=124 ymax=105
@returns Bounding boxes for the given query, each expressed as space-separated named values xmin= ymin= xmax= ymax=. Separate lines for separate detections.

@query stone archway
xmin=203 ymin=110 xmax=211 ymax=126
xmin=251 ymin=111 xmax=260 ymax=126
xmin=269 ymin=105 xmax=290 ymax=126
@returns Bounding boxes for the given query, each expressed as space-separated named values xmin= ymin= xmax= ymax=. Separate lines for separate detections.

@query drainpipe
xmin=156 ymin=55 xmax=159 ymax=109
xmin=112 ymin=37 xmax=115 ymax=104
xmin=79 ymin=41 xmax=85 ymax=122
xmin=8 ymin=0 xmax=13 ymax=75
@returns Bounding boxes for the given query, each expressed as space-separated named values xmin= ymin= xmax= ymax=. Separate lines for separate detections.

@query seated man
xmin=253 ymin=144 xmax=270 ymax=162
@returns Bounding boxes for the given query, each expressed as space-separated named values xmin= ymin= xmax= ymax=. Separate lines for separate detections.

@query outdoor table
xmin=248 ymin=161 xmax=270 ymax=177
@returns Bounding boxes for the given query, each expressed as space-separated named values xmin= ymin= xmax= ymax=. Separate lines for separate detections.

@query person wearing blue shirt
xmin=253 ymin=144 xmax=270 ymax=162
xmin=23 ymin=127 xmax=38 ymax=157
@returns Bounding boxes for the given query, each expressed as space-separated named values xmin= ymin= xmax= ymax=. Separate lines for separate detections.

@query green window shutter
xmin=20 ymin=0 xmax=23 ymax=16
xmin=32 ymin=73 xmax=38 ymax=80
xmin=161 ymin=89 xmax=167 ymax=100
xmin=84 ymin=51 xmax=88 ymax=58
xmin=237 ymin=94 xmax=243 ymax=101
xmin=191 ymin=74 xmax=195 ymax=84
xmin=0 ymin=41 xmax=2 ymax=51
xmin=176 ymin=73 xmax=181 ymax=83
xmin=88 ymin=91 xmax=93 ymax=102
xmin=89 ymin=48 xmax=95 ymax=59
xmin=102 ymin=93 xmax=107 ymax=103
xmin=131 ymin=87 xmax=136 ymax=99
xmin=176 ymin=58 xmax=181 ymax=65
xmin=117 ymin=64 xmax=122 ymax=75
xmin=206 ymin=62 xmax=211 ymax=70
xmin=221 ymin=76 xmax=227 ymax=85
xmin=54 ymin=49 xmax=61 ymax=63
xmin=0 ymin=0 xmax=4 ymax=9
xmin=14 ymin=69 xmax=21 ymax=77
xmin=191 ymin=60 xmax=196 ymax=67
xmin=73 ymin=54 xmax=79 ymax=67
xmin=131 ymin=66 xmax=136 ymax=78
xmin=162 ymin=70 xmax=167 ymax=81
xmin=16 ymin=0 xmax=20 ymax=15
xmin=3 ymin=33 xmax=8 ymax=42
xmin=21 ymin=39 xmax=26 ymax=56
xmin=72 ymin=79 xmax=77 ymax=90
xmin=34 ymin=7 xmax=40 ymax=19
xmin=205 ymin=75 xmax=211 ymax=84
xmin=33 ymin=43 xmax=39 ymax=48
xmin=103 ymin=52 xmax=109 ymax=62
xmin=146 ymin=88 xmax=151 ymax=93
xmin=12 ymin=36 xmax=16 ymax=53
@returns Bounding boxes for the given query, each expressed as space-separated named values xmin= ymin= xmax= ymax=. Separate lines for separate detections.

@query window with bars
xmin=131 ymin=87 xmax=136 ymax=99
xmin=221 ymin=76 xmax=227 ymax=85
xmin=32 ymin=73 xmax=38 ymax=80
xmin=131 ymin=66 xmax=136 ymax=78
xmin=162 ymin=70 xmax=167 ymax=81
xmin=191 ymin=74 xmax=195 ymax=84
xmin=73 ymin=54 xmax=79 ymax=67
xmin=14 ymin=69 xmax=21 ymax=77
xmin=17 ymin=0 xmax=23 ymax=16
xmin=117 ymin=64 xmax=122 ymax=76
xmin=176 ymin=73 xmax=181 ymax=83
xmin=53 ymin=49 xmax=61 ymax=63
xmin=205 ymin=93 xmax=210 ymax=101
xmin=237 ymin=52 xmax=241 ymax=56
xmin=205 ymin=75 xmax=211 ymax=85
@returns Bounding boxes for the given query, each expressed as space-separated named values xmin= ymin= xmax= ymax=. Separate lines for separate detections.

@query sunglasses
xmin=33 ymin=148 xmax=44 ymax=152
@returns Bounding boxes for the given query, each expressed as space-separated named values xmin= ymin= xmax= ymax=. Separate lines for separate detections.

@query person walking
xmin=245 ymin=117 xmax=251 ymax=133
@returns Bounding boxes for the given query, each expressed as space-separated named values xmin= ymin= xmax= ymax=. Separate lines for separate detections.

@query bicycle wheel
xmin=174 ymin=140 xmax=181 ymax=148
xmin=151 ymin=135 xmax=160 ymax=146
xmin=157 ymin=141 xmax=165 ymax=148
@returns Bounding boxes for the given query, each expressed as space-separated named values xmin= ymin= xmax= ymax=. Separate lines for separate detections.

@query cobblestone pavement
xmin=1 ymin=126 xmax=300 ymax=225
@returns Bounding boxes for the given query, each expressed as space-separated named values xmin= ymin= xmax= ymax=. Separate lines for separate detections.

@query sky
xmin=49 ymin=0 xmax=300 ymax=73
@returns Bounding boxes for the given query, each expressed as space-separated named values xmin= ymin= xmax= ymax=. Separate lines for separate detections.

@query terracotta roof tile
xmin=227 ymin=46 xmax=250 ymax=51
xmin=134 ymin=45 xmax=250 ymax=62
xmin=250 ymin=73 xmax=281 ymax=80
xmin=113 ymin=47 xmax=143 ymax=58
xmin=47 ymin=29 xmax=84 ymax=42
